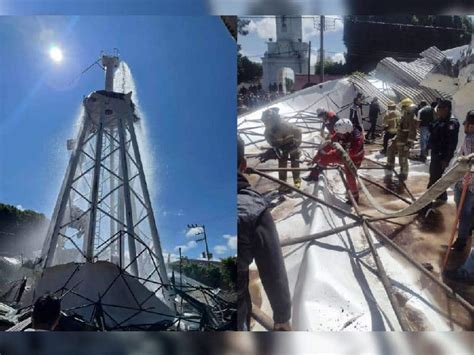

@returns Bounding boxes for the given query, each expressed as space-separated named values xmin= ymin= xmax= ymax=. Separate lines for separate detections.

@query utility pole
xmin=320 ymin=15 xmax=325 ymax=84
xmin=187 ymin=224 xmax=211 ymax=262
xmin=307 ymin=40 xmax=311 ymax=84
xmin=179 ymin=247 xmax=183 ymax=290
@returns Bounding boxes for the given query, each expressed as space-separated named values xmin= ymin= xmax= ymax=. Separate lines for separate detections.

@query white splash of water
xmin=45 ymin=105 xmax=85 ymax=219
xmin=113 ymin=61 xmax=159 ymax=199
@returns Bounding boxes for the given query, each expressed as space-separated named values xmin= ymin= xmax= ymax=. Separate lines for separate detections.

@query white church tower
xmin=262 ymin=16 xmax=310 ymax=92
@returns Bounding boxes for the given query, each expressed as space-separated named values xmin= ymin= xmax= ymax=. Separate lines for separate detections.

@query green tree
xmin=238 ymin=54 xmax=263 ymax=84
xmin=220 ymin=257 xmax=236 ymax=289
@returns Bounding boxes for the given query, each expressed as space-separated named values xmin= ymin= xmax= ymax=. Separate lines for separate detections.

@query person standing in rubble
xmin=349 ymin=96 xmax=364 ymax=133
xmin=427 ymin=99 xmax=460 ymax=202
xmin=316 ymin=107 xmax=340 ymax=138
xmin=303 ymin=118 xmax=364 ymax=203
xmin=367 ymin=97 xmax=381 ymax=141
xmin=237 ymin=136 xmax=292 ymax=331
xmin=416 ymin=101 xmax=436 ymax=162
xmin=448 ymin=110 xmax=474 ymax=254
xmin=259 ymin=107 xmax=302 ymax=193
xmin=380 ymin=101 xmax=400 ymax=155
xmin=384 ymin=98 xmax=419 ymax=183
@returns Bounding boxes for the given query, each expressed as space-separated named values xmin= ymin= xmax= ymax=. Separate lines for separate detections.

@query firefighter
xmin=380 ymin=101 xmax=401 ymax=155
xmin=259 ymin=107 xmax=302 ymax=192
xmin=317 ymin=107 xmax=341 ymax=138
xmin=303 ymin=118 xmax=364 ymax=203
xmin=384 ymin=98 xmax=419 ymax=183
xmin=427 ymin=99 xmax=460 ymax=202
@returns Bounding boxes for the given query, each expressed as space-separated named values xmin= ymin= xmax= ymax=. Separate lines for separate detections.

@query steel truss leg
xmin=117 ymin=113 xmax=139 ymax=276
xmin=42 ymin=113 xmax=91 ymax=268
xmin=85 ymin=115 xmax=104 ymax=261
xmin=125 ymin=114 xmax=173 ymax=307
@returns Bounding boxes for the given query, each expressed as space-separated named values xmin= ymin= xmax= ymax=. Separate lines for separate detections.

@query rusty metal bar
xmin=247 ymin=167 xmax=361 ymax=221
xmin=359 ymin=175 xmax=412 ymax=205
xmin=255 ymin=167 xmax=313 ymax=173
xmin=338 ymin=167 xmax=411 ymax=331
xmin=367 ymin=222 xmax=474 ymax=315
xmin=280 ymin=221 xmax=362 ymax=247
xmin=363 ymin=157 xmax=416 ymax=201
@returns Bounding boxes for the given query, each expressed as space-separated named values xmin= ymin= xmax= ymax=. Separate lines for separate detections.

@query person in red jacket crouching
xmin=303 ymin=118 xmax=365 ymax=203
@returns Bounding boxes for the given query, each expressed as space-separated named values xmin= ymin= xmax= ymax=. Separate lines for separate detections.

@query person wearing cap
xmin=416 ymin=101 xmax=436 ymax=162
xmin=237 ymin=136 xmax=292 ymax=331
xmin=259 ymin=107 xmax=302 ymax=192
xmin=427 ymin=99 xmax=460 ymax=202
xmin=385 ymin=98 xmax=419 ymax=183
xmin=367 ymin=97 xmax=381 ymax=141
xmin=380 ymin=101 xmax=401 ymax=155
xmin=448 ymin=110 xmax=474 ymax=254
xmin=303 ymin=118 xmax=364 ymax=203
xmin=317 ymin=107 xmax=341 ymax=138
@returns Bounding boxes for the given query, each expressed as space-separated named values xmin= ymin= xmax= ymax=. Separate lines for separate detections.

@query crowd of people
xmin=238 ymin=84 xmax=288 ymax=115
xmin=238 ymin=99 xmax=474 ymax=330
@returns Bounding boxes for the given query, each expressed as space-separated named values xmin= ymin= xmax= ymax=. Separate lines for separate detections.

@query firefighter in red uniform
xmin=303 ymin=118 xmax=365 ymax=203
xmin=317 ymin=107 xmax=341 ymax=138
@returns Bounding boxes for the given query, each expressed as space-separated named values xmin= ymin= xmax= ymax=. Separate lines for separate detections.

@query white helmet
xmin=316 ymin=107 xmax=327 ymax=117
xmin=334 ymin=118 xmax=353 ymax=134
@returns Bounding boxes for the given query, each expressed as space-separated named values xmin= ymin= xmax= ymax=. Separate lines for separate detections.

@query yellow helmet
xmin=399 ymin=98 xmax=414 ymax=108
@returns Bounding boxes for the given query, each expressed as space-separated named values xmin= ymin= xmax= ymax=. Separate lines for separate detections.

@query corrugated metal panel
xmin=348 ymin=73 xmax=392 ymax=110
xmin=420 ymin=46 xmax=446 ymax=65
xmin=374 ymin=55 xmax=450 ymax=102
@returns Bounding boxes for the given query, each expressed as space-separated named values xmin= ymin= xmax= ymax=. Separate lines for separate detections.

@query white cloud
xmin=310 ymin=49 xmax=320 ymax=66
xmin=248 ymin=17 xmax=276 ymax=40
xmin=223 ymin=234 xmax=237 ymax=250
xmin=302 ymin=16 xmax=344 ymax=41
xmin=164 ymin=251 xmax=180 ymax=263
xmin=185 ymin=226 xmax=204 ymax=237
xmin=174 ymin=240 xmax=197 ymax=253
xmin=214 ymin=245 xmax=228 ymax=255
xmin=331 ymin=52 xmax=346 ymax=64
xmin=302 ymin=17 xmax=318 ymax=40
xmin=162 ymin=209 xmax=185 ymax=217
xmin=16 ymin=205 xmax=24 ymax=211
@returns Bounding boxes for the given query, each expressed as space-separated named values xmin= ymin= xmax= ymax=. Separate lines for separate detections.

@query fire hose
xmin=331 ymin=142 xmax=474 ymax=218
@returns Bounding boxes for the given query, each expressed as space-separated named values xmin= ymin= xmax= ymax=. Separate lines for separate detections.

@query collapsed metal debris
xmin=239 ymin=43 xmax=474 ymax=331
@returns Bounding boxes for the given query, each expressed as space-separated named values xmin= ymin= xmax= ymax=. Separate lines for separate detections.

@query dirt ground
xmin=360 ymin=143 xmax=474 ymax=330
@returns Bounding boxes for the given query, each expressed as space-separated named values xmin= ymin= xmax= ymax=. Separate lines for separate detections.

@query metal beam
xmin=280 ymin=221 xmax=361 ymax=247
xmin=125 ymin=113 xmax=173 ymax=307
xmin=42 ymin=113 xmax=90 ymax=267
xmin=117 ymin=113 xmax=139 ymax=276
xmin=85 ymin=114 xmax=105 ymax=261
xmin=247 ymin=167 xmax=361 ymax=221
xmin=337 ymin=167 xmax=411 ymax=331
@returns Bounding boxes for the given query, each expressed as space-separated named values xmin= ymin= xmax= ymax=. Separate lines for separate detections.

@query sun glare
xmin=49 ymin=46 xmax=63 ymax=63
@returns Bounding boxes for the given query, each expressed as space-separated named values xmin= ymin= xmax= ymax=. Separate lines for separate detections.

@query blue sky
xmin=0 ymin=16 xmax=236 ymax=260
xmin=238 ymin=16 xmax=346 ymax=65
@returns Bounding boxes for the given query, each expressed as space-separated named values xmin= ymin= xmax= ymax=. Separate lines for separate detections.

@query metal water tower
xmin=36 ymin=54 xmax=175 ymax=327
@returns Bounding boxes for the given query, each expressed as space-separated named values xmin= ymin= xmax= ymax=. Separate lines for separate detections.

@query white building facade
xmin=261 ymin=16 xmax=310 ymax=92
